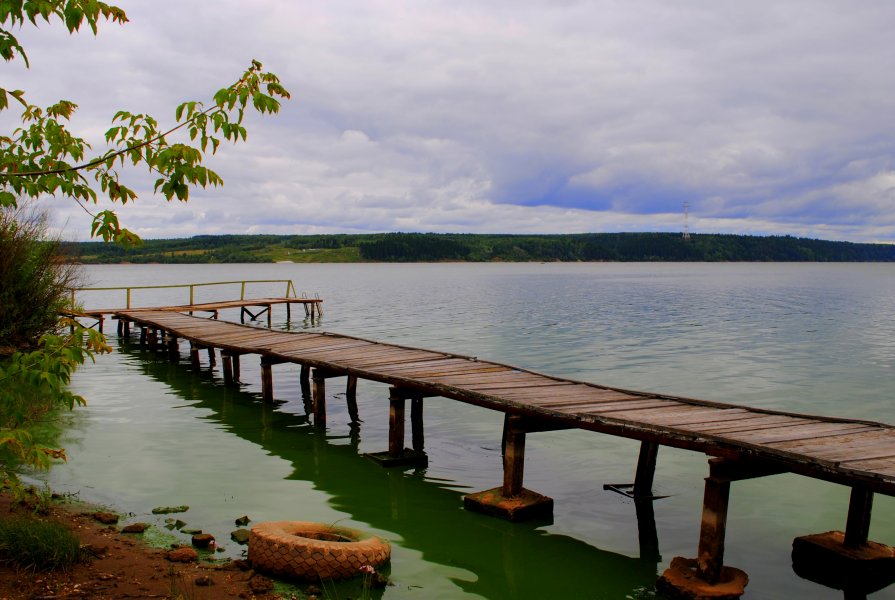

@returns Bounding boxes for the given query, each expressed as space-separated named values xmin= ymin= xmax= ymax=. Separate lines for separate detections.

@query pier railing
xmin=69 ymin=279 xmax=299 ymax=310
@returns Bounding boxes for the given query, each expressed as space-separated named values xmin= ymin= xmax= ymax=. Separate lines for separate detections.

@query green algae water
xmin=39 ymin=263 xmax=895 ymax=599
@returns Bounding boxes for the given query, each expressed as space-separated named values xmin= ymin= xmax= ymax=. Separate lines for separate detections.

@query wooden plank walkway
xmin=117 ymin=309 xmax=895 ymax=495
xmin=113 ymin=308 xmax=895 ymax=594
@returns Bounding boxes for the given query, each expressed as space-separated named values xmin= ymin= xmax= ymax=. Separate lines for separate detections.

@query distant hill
xmin=62 ymin=232 xmax=895 ymax=264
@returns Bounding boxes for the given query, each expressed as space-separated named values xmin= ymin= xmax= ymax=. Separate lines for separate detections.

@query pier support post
xmin=166 ymin=335 xmax=179 ymax=361
xmin=411 ymin=397 xmax=424 ymax=452
xmin=231 ymin=354 xmax=240 ymax=382
xmin=312 ymin=369 xmax=326 ymax=426
xmin=502 ymin=417 xmax=526 ymax=497
xmin=190 ymin=344 xmax=201 ymax=370
xmin=117 ymin=319 xmax=124 ymax=337
xmin=658 ymin=458 xmax=770 ymax=599
xmin=365 ymin=387 xmax=428 ymax=468
xmin=222 ymin=353 xmax=234 ymax=385
xmin=464 ymin=414 xmax=554 ymax=522
xmin=388 ymin=394 xmax=405 ymax=458
xmin=792 ymin=485 xmax=895 ymax=595
xmin=844 ymin=487 xmax=873 ymax=549
xmin=346 ymin=375 xmax=360 ymax=424
xmin=696 ymin=474 xmax=730 ymax=582
xmin=634 ymin=441 xmax=659 ymax=497
xmin=261 ymin=360 xmax=274 ymax=402
xmin=207 ymin=347 xmax=216 ymax=366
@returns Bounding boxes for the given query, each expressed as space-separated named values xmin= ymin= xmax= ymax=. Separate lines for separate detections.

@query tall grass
xmin=0 ymin=517 xmax=82 ymax=571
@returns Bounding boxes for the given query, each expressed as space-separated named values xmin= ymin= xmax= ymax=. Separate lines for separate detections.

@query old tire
xmin=247 ymin=521 xmax=390 ymax=581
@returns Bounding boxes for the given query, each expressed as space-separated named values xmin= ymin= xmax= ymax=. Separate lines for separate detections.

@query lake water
xmin=38 ymin=263 xmax=895 ymax=599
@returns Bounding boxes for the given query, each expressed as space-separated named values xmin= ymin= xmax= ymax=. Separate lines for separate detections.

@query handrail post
xmin=70 ymin=288 xmax=76 ymax=311
xmin=189 ymin=284 xmax=195 ymax=305
xmin=241 ymin=281 xmax=246 ymax=300
xmin=126 ymin=288 xmax=131 ymax=309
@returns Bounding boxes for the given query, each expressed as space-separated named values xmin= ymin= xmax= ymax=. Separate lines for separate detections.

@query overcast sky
xmin=6 ymin=1 xmax=895 ymax=242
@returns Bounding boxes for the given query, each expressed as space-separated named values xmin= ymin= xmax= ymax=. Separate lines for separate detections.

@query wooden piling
xmin=261 ymin=360 xmax=274 ymax=402
xmin=222 ymin=353 xmax=233 ymax=384
xmin=312 ymin=370 xmax=326 ymax=426
xmin=190 ymin=345 xmax=200 ymax=370
xmin=388 ymin=393 xmax=406 ymax=458
xmin=696 ymin=474 xmax=731 ymax=583
xmin=411 ymin=397 xmax=424 ymax=452
xmin=502 ymin=415 xmax=526 ymax=497
xmin=844 ymin=487 xmax=873 ymax=548
xmin=346 ymin=375 xmax=360 ymax=423
xmin=633 ymin=441 xmax=659 ymax=497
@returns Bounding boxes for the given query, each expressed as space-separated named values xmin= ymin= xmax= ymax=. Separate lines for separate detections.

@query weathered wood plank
xmin=725 ymin=423 xmax=881 ymax=445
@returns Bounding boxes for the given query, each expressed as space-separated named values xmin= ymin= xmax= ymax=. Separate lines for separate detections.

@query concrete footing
xmin=365 ymin=448 xmax=428 ymax=469
xmin=792 ymin=531 xmax=895 ymax=593
xmin=657 ymin=556 xmax=748 ymax=600
xmin=463 ymin=487 xmax=553 ymax=522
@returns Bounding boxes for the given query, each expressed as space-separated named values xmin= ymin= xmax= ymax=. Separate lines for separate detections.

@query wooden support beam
xmin=190 ymin=345 xmax=200 ymax=370
xmin=222 ymin=354 xmax=233 ymax=385
xmin=117 ymin=319 xmax=124 ymax=337
xmin=231 ymin=354 xmax=240 ymax=382
xmin=844 ymin=486 xmax=873 ymax=549
xmin=312 ymin=370 xmax=326 ymax=426
xmin=261 ymin=361 xmax=274 ymax=402
xmin=207 ymin=347 xmax=216 ymax=366
xmin=166 ymin=335 xmax=179 ymax=362
xmin=139 ymin=327 xmax=147 ymax=345
xmin=633 ymin=441 xmax=659 ymax=497
xmin=696 ymin=471 xmax=731 ymax=584
xmin=388 ymin=392 xmax=406 ymax=458
xmin=346 ymin=375 xmax=360 ymax=424
xmin=411 ymin=397 xmax=424 ymax=452
xmin=502 ymin=415 xmax=527 ymax=498
xmin=123 ymin=320 xmax=131 ymax=338
xmin=300 ymin=365 xmax=310 ymax=385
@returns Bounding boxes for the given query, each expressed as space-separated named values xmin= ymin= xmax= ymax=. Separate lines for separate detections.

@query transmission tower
xmin=682 ymin=202 xmax=691 ymax=241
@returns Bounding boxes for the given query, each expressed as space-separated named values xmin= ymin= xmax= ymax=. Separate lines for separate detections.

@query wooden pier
xmin=111 ymin=308 xmax=894 ymax=598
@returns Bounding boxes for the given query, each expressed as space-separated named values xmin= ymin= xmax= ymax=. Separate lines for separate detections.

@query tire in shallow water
xmin=247 ymin=521 xmax=390 ymax=581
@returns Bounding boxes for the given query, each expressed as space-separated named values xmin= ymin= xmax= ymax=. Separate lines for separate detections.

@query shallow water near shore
xmin=38 ymin=262 xmax=895 ymax=599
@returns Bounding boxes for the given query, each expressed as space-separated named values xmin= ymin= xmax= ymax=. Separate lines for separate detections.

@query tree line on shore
xmin=64 ymin=232 xmax=895 ymax=263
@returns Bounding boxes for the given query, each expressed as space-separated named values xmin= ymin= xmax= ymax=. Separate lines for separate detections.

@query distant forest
xmin=63 ymin=232 xmax=895 ymax=264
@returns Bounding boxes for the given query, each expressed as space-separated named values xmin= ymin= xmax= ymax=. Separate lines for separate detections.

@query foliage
xmin=0 ymin=201 xmax=108 ymax=487
xmin=0 ymin=0 xmax=286 ymax=487
xmin=0 ymin=0 xmax=290 ymax=244
xmin=0 ymin=516 xmax=82 ymax=571
xmin=63 ymin=232 xmax=895 ymax=264
xmin=0 ymin=204 xmax=79 ymax=351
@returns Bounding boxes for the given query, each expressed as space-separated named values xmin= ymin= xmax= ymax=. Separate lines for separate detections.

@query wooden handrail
xmin=69 ymin=279 xmax=298 ymax=310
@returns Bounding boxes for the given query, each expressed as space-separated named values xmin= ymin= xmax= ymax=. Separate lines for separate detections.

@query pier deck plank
xmin=115 ymin=309 xmax=895 ymax=496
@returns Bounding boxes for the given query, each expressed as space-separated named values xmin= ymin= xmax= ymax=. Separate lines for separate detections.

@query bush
xmin=0 ymin=204 xmax=80 ymax=354
xmin=0 ymin=517 xmax=82 ymax=571
xmin=0 ymin=204 xmax=106 ymax=487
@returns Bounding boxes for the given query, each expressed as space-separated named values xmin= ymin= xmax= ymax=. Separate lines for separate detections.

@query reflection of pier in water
xmin=122 ymin=342 xmax=661 ymax=599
